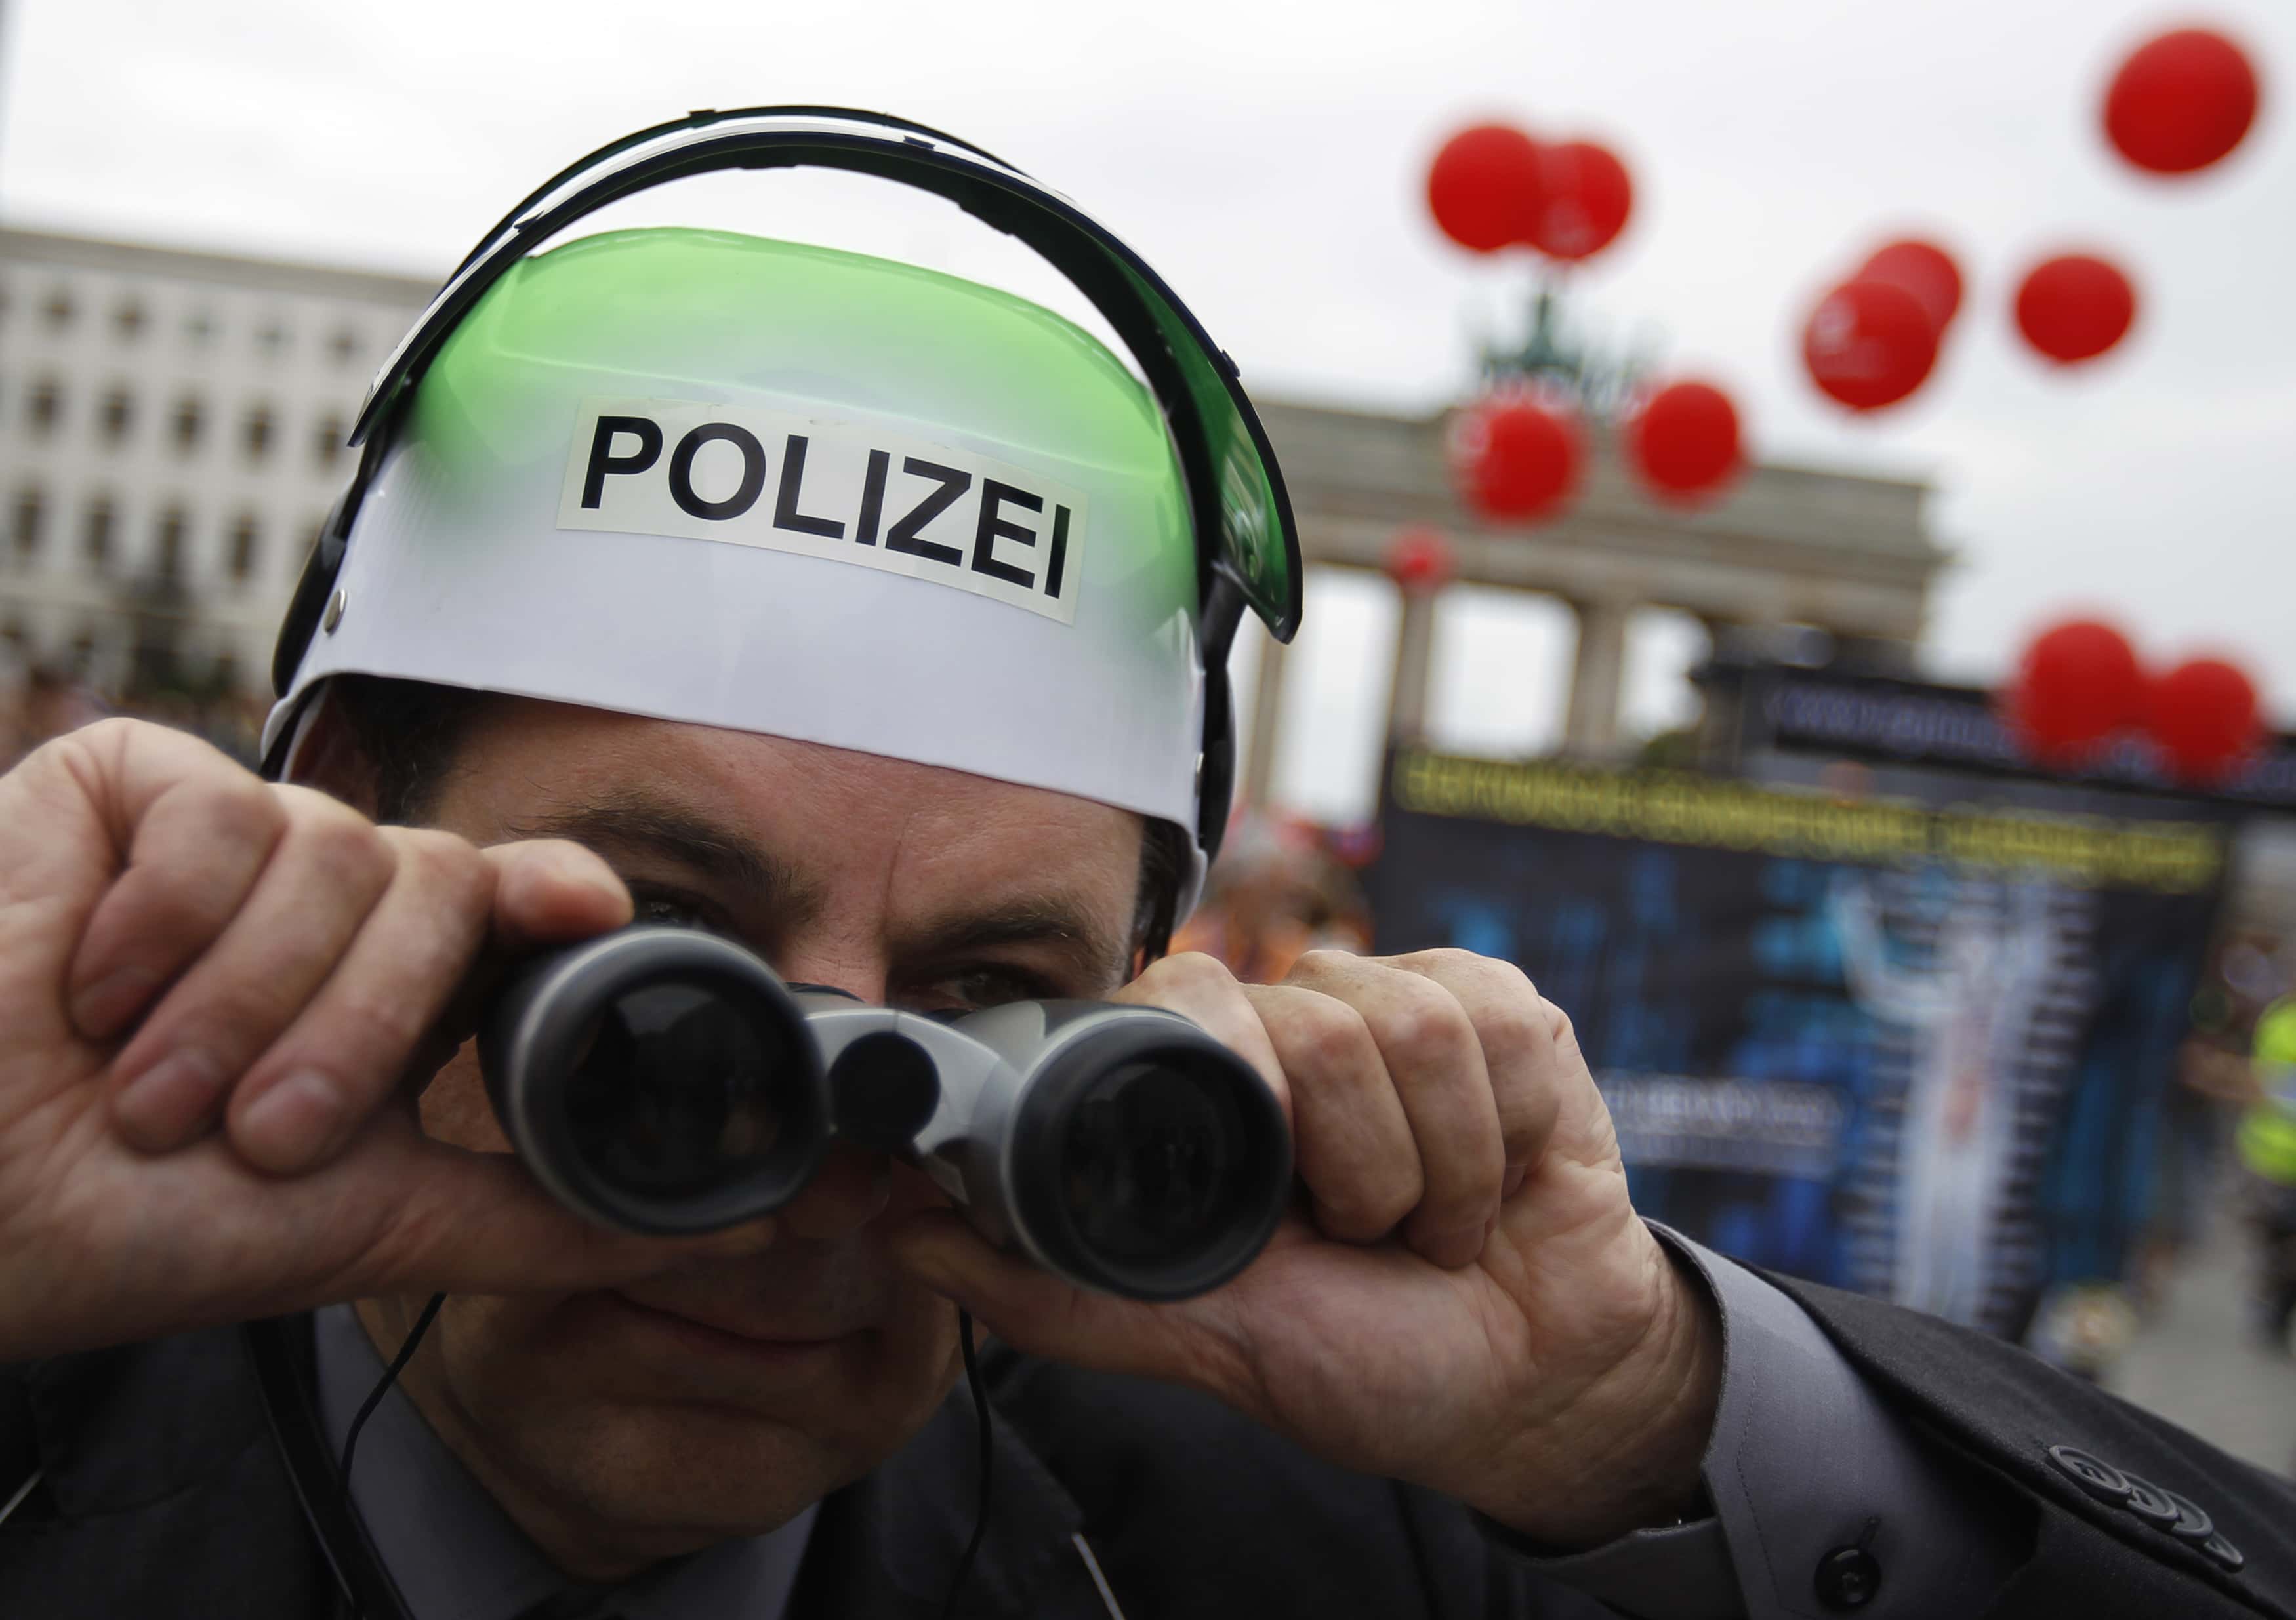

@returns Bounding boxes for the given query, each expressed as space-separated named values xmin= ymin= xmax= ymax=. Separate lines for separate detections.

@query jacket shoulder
xmin=1773 ymin=1272 xmax=2296 ymax=1617
xmin=0 ymin=1328 xmax=329 ymax=1617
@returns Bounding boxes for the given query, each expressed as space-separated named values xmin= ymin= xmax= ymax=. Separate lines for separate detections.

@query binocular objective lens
xmin=562 ymin=981 xmax=799 ymax=1196
xmin=1061 ymin=1057 xmax=1248 ymax=1265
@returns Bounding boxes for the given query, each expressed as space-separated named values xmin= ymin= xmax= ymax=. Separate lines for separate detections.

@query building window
xmin=26 ymin=378 xmax=63 ymax=440
xmin=184 ymin=310 xmax=216 ymax=346
xmin=68 ymin=628 xmax=96 ymax=674
xmin=154 ymin=508 xmax=186 ymax=582
xmin=329 ymin=327 xmax=362 ymax=367
xmin=228 ymin=513 xmax=260 ymax=582
xmin=98 ymin=387 xmax=134 ymax=447
xmin=43 ymin=287 xmax=73 ymax=329
xmin=256 ymin=321 xmax=289 ymax=357
xmin=1 ymin=617 xmax=25 ymax=656
xmin=11 ymin=489 xmax=43 ymax=559
xmin=312 ymin=413 xmax=346 ymax=469
xmin=113 ymin=299 xmax=146 ymax=341
xmin=83 ymin=498 xmax=113 ymax=571
xmin=213 ymin=649 xmax=241 ymax=693
xmin=172 ymin=395 xmax=203 ymax=454
xmin=243 ymin=405 xmax=274 ymax=462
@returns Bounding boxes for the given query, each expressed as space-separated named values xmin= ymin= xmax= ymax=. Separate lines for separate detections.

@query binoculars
xmin=480 ymin=926 xmax=1292 ymax=1301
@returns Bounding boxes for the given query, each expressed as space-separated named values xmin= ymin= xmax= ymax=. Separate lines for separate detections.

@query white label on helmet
xmin=557 ymin=397 xmax=1086 ymax=624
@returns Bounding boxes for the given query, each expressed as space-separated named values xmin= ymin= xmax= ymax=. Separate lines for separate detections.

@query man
xmin=2 ymin=111 xmax=2291 ymax=1620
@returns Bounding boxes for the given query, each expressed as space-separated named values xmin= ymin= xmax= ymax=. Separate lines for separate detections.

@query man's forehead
xmin=439 ymin=700 xmax=1143 ymax=969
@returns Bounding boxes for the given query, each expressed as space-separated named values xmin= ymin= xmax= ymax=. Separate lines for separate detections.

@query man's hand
xmin=0 ymin=719 xmax=728 ymax=1362
xmin=887 ymin=948 xmax=1721 ymax=1547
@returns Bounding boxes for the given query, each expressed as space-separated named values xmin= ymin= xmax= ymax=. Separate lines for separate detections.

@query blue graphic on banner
xmin=1368 ymin=759 xmax=2223 ymax=1341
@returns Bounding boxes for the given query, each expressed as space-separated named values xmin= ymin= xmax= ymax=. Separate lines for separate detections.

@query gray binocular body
xmin=479 ymin=926 xmax=1292 ymax=1301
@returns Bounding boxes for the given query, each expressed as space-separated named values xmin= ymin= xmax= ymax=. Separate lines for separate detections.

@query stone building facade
xmin=1245 ymin=398 xmax=1950 ymax=794
xmin=0 ymin=228 xmax=430 ymax=702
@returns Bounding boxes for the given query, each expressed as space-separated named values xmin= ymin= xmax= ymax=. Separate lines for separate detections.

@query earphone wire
xmin=939 ymin=1305 xmax=993 ymax=1620
xmin=338 ymin=1291 xmax=448 ymax=1501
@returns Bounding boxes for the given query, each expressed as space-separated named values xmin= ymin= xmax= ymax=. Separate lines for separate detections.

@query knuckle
xmin=126 ymin=868 xmax=232 ymax=942
xmin=1289 ymin=994 xmax=1372 ymax=1073
xmin=1418 ymin=1152 xmax=1502 ymax=1221
xmin=1501 ymin=1090 xmax=1562 ymax=1164
xmin=1287 ymin=947 xmax=1354 ymax=984
xmin=1395 ymin=945 xmax=1480 ymax=975
xmin=1480 ymin=998 xmax=1549 ymax=1063
xmin=1377 ymin=981 xmax=1471 ymax=1069
xmin=175 ymin=982 xmax=299 ymax=1061
xmin=1361 ymin=1164 xmax=1427 ymax=1229
xmin=1155 ymin=950 xmax=1238 ymax=994
xmin=76 ymin=715 xmax=146 ymax=756
xmin=287 ymin=803 xmax=393 ymax=894
xmin=182 ymin=777 xmax=288 ymax=864
xmin=310 ymin=988 xmax=427 ymax=1078
xmin=393 ymin=828 xmax=491 ymax=911
xmin=1317 ymin=1172 xmax=1422 ymax=1241
xmin=222 ymin=778 xmax=291 ymax=841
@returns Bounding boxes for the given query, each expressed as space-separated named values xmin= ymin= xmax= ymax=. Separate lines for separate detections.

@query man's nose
xmin=775 ymin=1142 xmax=893 ymax=1242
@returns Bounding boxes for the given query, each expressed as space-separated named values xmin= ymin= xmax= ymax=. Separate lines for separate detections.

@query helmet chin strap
xmin=266 ymin=683 xmax=341 ymax=785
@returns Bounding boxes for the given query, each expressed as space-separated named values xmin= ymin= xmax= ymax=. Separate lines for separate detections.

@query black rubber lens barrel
xmin=1006 ymin=1021 xmax=1290 ymax=1300
xmin=480 ymin=927 xmax=830 ymax=1234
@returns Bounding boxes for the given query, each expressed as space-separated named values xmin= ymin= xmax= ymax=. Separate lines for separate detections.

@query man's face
xmin=357 ymin=697 xmax=1144 ymax=1574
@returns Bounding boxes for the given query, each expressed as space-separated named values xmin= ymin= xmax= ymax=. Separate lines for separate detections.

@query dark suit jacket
xmin=3 ymin=1273 xmax=2292 ymax=1618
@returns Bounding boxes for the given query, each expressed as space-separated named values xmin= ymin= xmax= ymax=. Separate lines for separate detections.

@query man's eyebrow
xmin=904 ymin=896 xmax=1132 ymax=988
xmin=506 ymin=792 xmax=823 ymax=921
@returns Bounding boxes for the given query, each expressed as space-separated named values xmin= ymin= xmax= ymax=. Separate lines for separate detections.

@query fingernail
xmin=72 ymin=965 xmax=160 ymax=1039
xmin=114 ymin=1049 xmax=228 ymax=1148
xmin=239 ymin=1071 xmax=348 ymax=1170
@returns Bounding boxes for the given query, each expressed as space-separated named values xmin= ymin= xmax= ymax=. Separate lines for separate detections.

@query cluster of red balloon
xmin=2005 ymin=619 xmax=2265 ymax=786
xmin=1802 ymin=241 xmax=1960 ymax=412
xmin=1802 ymin=25 xmax=2260 ymax=411
xmin=1427 ymin=121 xmax=1744 ymax=521
xmin=1425 ymin=121 xmax=1633 ymax=262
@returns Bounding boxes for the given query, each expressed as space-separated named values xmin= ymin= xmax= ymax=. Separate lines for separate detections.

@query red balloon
xmin=2015 ymin=254 xmax=2137 ymax=365
xmin=1384 ymin=525 xmax=1455 ymax=592
xmin=1452 ymin=394 xmax=1584 ymax=523
xmin=1626 ymin=380 xmax=1743 ymax=504
xmin=2104 ymin=28 xmax=2261 ymax=176
xmin=2005 ymin=619 xmax=2147 ymax=765
xmin=1801 ymin=279 xmax=1938 ymax=411
xmin=2148 ymin=657 xmax=2263 ymax=784
xmin=1857 ymin=239 xmax=1964 ymax=334
xmin=1526 ymin=140 xmax=1632 ymax=262
xmin=1427 ymin=124 xmax=1546 ymax=253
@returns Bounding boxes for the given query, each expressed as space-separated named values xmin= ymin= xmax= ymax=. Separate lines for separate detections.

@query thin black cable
xmin=339 ymin=1291 xmax=447 ymax=1499
xmin=939 ymin=1306 xmax=993 ymax=1620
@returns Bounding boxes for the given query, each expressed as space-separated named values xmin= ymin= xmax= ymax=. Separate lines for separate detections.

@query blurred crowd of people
xmin=0 ymin=655 xmax=265 ymax=775
xmin=1170 ymin=813 xmax=1376 ymax=983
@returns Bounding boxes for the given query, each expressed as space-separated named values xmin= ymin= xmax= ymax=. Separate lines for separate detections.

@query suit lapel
xmin=789 ymin=1383 xmax=1111 ymax=1619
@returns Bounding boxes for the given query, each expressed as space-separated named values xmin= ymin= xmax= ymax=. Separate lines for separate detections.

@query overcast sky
xmin=4 ymin=0 xmax=2291 ymax=820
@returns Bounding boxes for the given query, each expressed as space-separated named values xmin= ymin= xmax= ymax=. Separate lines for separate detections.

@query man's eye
xmin=930 ymin=967 xmax=1054 ymax=1011
xmin=631 ymin=892 xmax=712 ymax=931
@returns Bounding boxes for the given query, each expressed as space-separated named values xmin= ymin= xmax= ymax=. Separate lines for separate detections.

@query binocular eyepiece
xmin=479 ymin=927 xmax=1292 ymax=1301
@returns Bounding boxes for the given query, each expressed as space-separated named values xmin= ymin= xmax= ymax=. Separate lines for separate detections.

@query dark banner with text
xmin=1362 ymin=750 xmax=2228 ymax=1342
